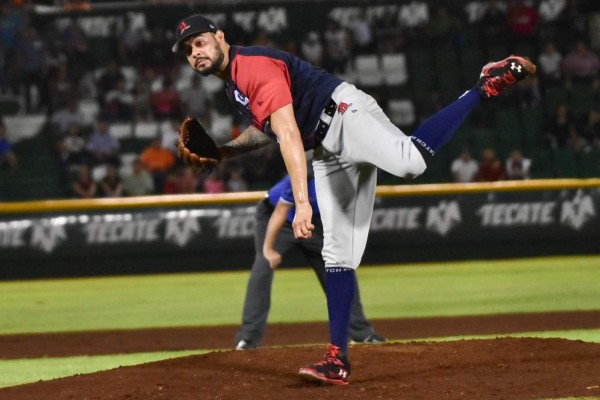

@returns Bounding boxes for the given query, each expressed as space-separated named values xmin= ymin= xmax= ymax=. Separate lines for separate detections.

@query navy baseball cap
xmin=172 ymin=14 xmax=218 ymax=52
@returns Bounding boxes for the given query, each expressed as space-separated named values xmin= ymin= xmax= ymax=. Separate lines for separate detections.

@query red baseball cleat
xmin=298 ymin=343 xmax=351 ymax=385
xmin=476 ymin=55 xmax=537 ymax=99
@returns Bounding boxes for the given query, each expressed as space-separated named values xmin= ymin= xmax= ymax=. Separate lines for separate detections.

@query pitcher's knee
xmin=405 ymin=153 xmax=427 ymax=179
xmin=391 ymin=149 xmax=427 ymax=179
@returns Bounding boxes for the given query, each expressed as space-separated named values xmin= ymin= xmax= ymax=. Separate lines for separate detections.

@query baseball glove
xmin=177 ymin=116 xmax=221 ymax=174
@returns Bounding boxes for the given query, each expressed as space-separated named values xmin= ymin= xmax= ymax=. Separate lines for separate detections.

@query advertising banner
xmin=1 ymin=187 xmax=598 ymax=279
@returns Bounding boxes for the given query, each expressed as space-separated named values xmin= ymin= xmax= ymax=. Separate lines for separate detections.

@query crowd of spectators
xmin=1 ymin=0 xmax=600 ymax=199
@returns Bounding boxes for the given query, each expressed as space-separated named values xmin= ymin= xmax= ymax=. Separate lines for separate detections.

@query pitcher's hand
xmin=292 ymin=202 xmax=314 ymax=239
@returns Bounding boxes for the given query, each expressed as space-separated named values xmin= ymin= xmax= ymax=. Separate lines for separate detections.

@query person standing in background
xmin=235 ymin=175 xmax=385 ymax=351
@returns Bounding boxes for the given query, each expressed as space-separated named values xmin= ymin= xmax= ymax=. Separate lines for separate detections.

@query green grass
xmin=1 ymin=255 xmax=599 ymax=335
xmin=0 ymin=255 xmax=599 ymax=388
xmin=0 ymin=350 xmax=208 ymax=388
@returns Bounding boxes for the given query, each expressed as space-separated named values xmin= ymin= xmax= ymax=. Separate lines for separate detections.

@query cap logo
xmin=178 ymin=21 xmax=191 ymax=35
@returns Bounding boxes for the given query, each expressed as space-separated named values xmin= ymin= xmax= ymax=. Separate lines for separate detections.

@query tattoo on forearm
xmin=219 ymin=126 xmax=273 ymax=158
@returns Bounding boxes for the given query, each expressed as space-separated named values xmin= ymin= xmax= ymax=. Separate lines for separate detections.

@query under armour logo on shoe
xmin=511 ymin=62 xmax=522 ymax=73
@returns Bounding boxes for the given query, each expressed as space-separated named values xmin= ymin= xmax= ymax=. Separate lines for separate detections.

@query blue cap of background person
xmin=172 ymin=14 xmax=218 ymax=52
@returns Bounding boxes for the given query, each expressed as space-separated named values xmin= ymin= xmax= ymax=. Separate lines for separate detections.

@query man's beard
xmin=197 ymin=46 xmax=224 ymax=76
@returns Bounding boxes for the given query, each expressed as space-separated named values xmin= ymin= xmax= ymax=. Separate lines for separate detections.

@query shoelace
xmin=485 ymin=72 xmax=517 ymax=96
xmin=316 ymin=345 xmax=342 ymax=366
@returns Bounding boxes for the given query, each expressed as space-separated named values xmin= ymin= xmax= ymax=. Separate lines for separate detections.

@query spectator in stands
xmin=122 ymin=158 xmax=154 ymax=196
xmin=373 ymin=11 xmax=405 ymax=54
xmin=581 ymin=109 xmax=600 ymax=150
xmin=505 ymin=0 xmax=539 ymax=49
xmin=561 ymin=40 xmax=600 ymax=84
xmin=203 ymin=169 xmax=226 ymax=194
xmin=0 ymin=119 xmax=18 ymax=173
xmin=450 ymin=148 xmax=479 ymax=183
xmin=252 ymin=30 xmax=276 ymax=48
xmin=98 ymin=164 xmax=124 ymax=197
xmin=139 ymin=26 xmax=176 ymax=77
xmin=131 ymin=78 xmax=153 ymax=122
xmin=477 ymin=148 xmax=506 ymax=182
xmin=17 ymin=25 xmax=45 ymax=114
xmin=116 ymin=15 xmax=143 ymax=64
xmin=40 ymin=41 xmax=68 ymax=115
xmin=505 ymin=149 xmax=532 ymax=180
xmin=86 ymin=119 xmax=120 ymax=166
xmin=176 ymin=166 xmax=200 ymax=194
xmin=0 ymin=2 xmax=23 ymax=95
xmin=322 ymin=18 xmax=351 ymax=74
xmin=162 ymin=169 xmax=179 ymax=194
xmin=226 ymin=166 xmax=249 ymax=192
xmin=151 ymin=76 xmax=182 ymax=121
xmin=553 ymin=0 xmax=587 ymax=46
xmin=300 ymin=31 xmax=324 ymax=67
xmin=139 ymin=137 xmax=175 ymax=192
xmin=56 ymin=122 xmax=89 ymax=168
xmin=103 ymin=76 xmax=135 ymax=122
xmin=515 ymin=73 xmax=541 ymax=109
xmin=424 ymin=4 xmax=463 ymax=47
xmin=60 ymin=20 xmax=90 ymax=81
xmin=180 ymin=75 xmax=211 ymax=127
xmin=47 ymin=64 xmax=77 ymax=114
xmin=479 ymin=0 xmax=507 ymax=43
xmin=545 ymin=104 xmax=577 ymax=149
xmin=72 ymin=164 xmax=97 ymax=198
xmin=161 ymin=119 xmax=181 ymax=157
xmin=537 ymin=41 xmax=564 ymax=86
xmin=567 ymin=129 xmax=590 ymax=153
xmin=349 ymin=8 xmax=374 ymax=56
xmin=50 ymin=98 xmax=89 ymax=137
xmin=96 ymin=60 xmax=125 ymax=107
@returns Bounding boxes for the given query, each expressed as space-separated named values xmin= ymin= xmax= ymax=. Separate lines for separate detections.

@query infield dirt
xmin=1 ymin=311 xmax=600 ymax=400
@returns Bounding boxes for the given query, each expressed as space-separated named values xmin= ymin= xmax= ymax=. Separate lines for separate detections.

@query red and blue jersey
xmin=226 ymin=45 xmax=342 ymax=150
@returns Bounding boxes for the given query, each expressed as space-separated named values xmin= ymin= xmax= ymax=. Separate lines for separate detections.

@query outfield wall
xmin=0 ymin=179 xmax=599 ymax=280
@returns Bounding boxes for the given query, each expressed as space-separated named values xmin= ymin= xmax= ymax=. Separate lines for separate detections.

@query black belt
xmin=314 ymin=98 xmax=337 ymax=142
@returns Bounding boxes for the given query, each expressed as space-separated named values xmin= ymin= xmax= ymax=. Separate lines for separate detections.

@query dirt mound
xmin=2 ymin=310 xmax=600 ymax=359
xmin=1 ymin=337 xmax=599 ymax=400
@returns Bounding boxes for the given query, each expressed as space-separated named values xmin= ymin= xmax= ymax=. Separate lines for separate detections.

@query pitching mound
xmin=1 ymin=337 xmax=600 ymax=400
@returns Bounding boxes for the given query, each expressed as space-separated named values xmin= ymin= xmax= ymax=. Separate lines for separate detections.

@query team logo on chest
xmin=337 ymin=102 xmax=352 ymax=115
xmin=234 ymin=90 xmax=249 ymax=106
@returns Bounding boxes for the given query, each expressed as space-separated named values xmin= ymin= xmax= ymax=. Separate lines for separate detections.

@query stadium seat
xmin=387 ymin=99 xmax=416 ymax=127
xmin=354 ymin=54 xmax=384 ymax=86
xmin=381 ymin=53 xmax=408 ymax=86
xmin=202 ymin=74 xmax=225 ymax=95
xmin=133 ymin=121 xmax=159 ymax=139
xmin=92 ymin=164 xmax=108 ymax=182
xmin=110 ymin=122 xmax=134 ymax=140
xmin=3 ymin=114 xmax=46 ymax=142
xmin=79 ymin=99 xmax=100 ymax=123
